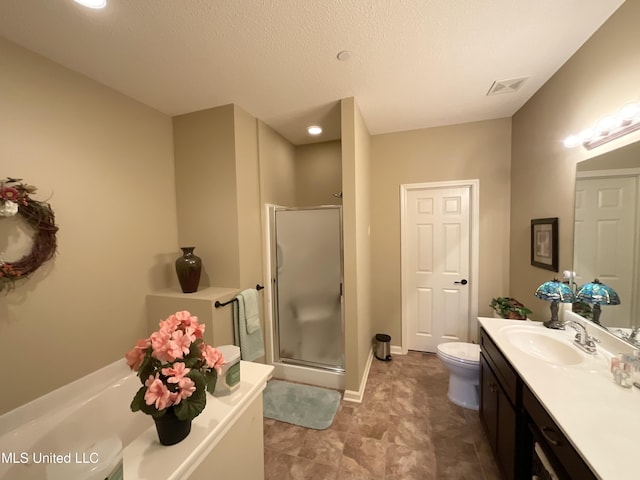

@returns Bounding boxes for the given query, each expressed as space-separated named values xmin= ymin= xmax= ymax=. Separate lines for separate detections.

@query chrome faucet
xmin=563 ymin=320 xmax=599 ymax=354
xmin=624 ymin=326 xmax=640 ymax=347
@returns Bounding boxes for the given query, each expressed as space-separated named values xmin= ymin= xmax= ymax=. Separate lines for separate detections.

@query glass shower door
xmin=273 ymin=206 xmax=344 ymax=371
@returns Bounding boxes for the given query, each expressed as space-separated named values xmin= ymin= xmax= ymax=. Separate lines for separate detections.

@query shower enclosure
xmin=270 ymin=206 xmax=344 ymax=372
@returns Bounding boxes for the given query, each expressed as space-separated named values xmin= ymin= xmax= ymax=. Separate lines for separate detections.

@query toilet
xmin=436 ymin=342 xmax=481 ymax=410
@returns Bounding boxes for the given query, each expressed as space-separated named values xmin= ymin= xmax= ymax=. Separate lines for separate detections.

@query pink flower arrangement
xmin=127 ymin=311 xmax=225 ymax=421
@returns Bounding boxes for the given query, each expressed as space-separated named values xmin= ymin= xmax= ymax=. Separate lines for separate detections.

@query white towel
xmin=233 ymin=291 xmax=265 ymax=362
xmin=241 ymin=288 xmax=260 ymax=334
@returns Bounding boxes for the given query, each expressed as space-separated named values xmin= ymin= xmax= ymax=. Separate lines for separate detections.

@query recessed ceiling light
xmin=73 ymin=0 xmax=107 ymax=9
xmin=307 ymin=126 xmax=322 ymax=135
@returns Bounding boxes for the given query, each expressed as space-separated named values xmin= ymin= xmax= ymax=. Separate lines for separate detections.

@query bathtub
xmin=0 ymin=359 xmax=147 ymax=480
xmin=0 ymin=358 xmax=274 ymax=480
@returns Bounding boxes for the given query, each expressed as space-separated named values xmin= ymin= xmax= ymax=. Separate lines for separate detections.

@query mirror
xmin=573 ymin=140 xmax=640 ymax=346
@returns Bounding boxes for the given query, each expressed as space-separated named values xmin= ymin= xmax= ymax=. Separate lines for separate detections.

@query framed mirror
xmin=573 ymin=140 xmax=640 ymax=345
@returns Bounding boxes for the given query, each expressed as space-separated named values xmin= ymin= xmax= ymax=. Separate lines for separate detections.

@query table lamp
xmin=535 ymin=279 xmax=575 ymax=329
xmin=575 ymin=279 xmax=620 ymax=326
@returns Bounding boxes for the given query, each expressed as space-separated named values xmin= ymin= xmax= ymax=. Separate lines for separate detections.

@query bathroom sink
xmin=501 ymin=326 xmax=584 ymax=365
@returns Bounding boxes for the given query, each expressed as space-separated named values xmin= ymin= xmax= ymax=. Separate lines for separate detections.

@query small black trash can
xmin=374 ymin=333 xmax=392 ymax=361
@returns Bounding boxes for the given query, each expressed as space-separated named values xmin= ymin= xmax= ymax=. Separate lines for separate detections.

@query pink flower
xmin=174 ymin=310 xmax=193 ymax=322
xmin=177 ymin=312 xmax=205 ymax=339
xmin=162 ymin=362 xmax=190 ymax=383
xmin=144 ymin=375 xmax=172 ymax=410
xmin=202 ymin=345 xmax=226 ymax=374
xmin=125 ymin=338 xmax=150 ymax=371
xmin=160 ymin=314 xmax=180 ymax=333
xmin=167 ymin=329 xmax=193 ymax=359
xmin=150 ymin=329 xmax=174 ymax=362
xmin=168 ymin=377 xmax=196 ymax=405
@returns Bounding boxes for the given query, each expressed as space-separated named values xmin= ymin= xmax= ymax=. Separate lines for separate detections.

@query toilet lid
xmin=437 ymin=342 xmax=480 ymax=364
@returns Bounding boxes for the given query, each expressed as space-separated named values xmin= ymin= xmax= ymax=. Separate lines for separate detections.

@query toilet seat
xmin=437 ymin=342 xmax=480 ymax=365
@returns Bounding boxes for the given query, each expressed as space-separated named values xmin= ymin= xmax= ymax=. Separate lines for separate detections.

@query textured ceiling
xmin=0 ymin=0 xmax=625 ymax=145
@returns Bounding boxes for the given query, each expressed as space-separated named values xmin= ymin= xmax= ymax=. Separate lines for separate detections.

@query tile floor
xmin=263 ymin=351 xmax=504 ymax=479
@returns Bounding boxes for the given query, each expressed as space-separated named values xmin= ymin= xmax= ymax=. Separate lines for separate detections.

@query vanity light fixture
xmin=73 ymin=0 xmax=107 ymax=8
xmin=575 ymin=279 xmax=620 ymax=326
xmin=563 ymin=101 xmax=640 ymax=150
xmin=535 ymin=279 xmax=575 ymax=329
xmin=307 ymin=126 xmax=322 ymax=135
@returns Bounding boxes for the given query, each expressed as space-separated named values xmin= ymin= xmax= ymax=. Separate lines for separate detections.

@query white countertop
xmin=478 ymin=317 xmax=640 ymax=480
xmin=123 ymin=361 xmax=273 ymax=480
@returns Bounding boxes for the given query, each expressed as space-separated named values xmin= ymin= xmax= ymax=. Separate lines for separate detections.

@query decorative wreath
xmin=0 ymin=178 xmax=58 ymax=291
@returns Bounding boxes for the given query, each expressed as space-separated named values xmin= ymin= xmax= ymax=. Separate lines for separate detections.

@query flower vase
xmin=153 ymin=407 xmax=192 ymax=446
xmin=175 ymin=247 xmax=202 ymax=293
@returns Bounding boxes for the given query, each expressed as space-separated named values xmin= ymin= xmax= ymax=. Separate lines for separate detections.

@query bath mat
xmin=263 ymin=380 xmax=341 ymax=430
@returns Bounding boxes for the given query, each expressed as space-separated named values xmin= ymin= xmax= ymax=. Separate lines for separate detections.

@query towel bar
xmin=215 ymin=284 xmax=264 ymax=308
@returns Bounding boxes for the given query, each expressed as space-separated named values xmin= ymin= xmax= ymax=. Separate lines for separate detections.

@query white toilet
xmin=436 ymin=342 xmax=481 ymax=410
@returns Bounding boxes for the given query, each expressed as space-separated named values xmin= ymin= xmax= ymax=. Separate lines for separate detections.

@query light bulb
xmin=563 ymin=135 xmax=581 ymax=148
xmin=619 ymin=103 xmax=640 ymax=123
xmin=307 ymin=126 xmax=322 ymax=135
xmin=595 ymin=116 xmax=617 ymax=135
xmin=73 ymin=0 xmax=107 ymax=9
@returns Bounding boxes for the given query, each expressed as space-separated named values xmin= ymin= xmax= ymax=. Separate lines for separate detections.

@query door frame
xmin=400 ymin=180 xmax=480 ymax=354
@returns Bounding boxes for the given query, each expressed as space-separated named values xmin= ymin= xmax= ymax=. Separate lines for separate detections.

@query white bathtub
xmin=0 ymin=358 xmax=274 ymax=480
xmin=0 ymin=359 xmax=148 ymax=480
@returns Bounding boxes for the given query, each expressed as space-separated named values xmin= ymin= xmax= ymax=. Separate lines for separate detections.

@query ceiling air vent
xmin=486 ymin=77 xmax=529 ymax=96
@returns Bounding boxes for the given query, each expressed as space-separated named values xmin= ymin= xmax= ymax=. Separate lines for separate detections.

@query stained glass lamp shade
xmin=535 ymin=279 xmax=575 ymax=329
xmin=575 ymin=279 xmax=620 ymax=326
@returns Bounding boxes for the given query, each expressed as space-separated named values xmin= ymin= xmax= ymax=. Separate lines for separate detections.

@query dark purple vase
xmin=175 ymin=247 xmax=202 ymax=293
xmin=153 ymin=407 xmax=192 ymax=446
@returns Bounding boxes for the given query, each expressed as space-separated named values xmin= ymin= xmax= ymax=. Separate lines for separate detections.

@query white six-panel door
xmin=574 ymin=174 xmax=638 ymax=328
xmin=402 ymin=184 xmax=473 ymax=352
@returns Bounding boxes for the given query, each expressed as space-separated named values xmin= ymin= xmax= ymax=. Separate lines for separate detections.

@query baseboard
xmin=390 ymin=345 xmax=403 ymax=355
xmin=343 ymin=347 xmax=374 ymax=403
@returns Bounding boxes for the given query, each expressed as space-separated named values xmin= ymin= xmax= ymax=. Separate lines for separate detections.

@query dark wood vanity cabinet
xmin=479 ymin=329 xmax=525 ymax=480
xmin=479 ymin=327 xmax=597 ymax=480
xmin=523 ymin=385 xmax=597 ymax=480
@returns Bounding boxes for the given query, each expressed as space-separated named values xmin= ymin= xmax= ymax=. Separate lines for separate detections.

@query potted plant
xmin=490 ymin=297 xmax=532 ymax=320
xmin=125 ymin=310 xmax=226 ymax=445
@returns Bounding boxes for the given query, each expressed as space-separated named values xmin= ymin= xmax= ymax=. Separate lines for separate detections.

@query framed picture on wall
xmin=531 ymin=217 xmax=558 ymax=272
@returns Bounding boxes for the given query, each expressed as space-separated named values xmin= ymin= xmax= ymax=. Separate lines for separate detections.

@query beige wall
xmin=257 ymin=121 xmax=297 ymax=208
xmin=341 ymin=98 xmax=373 ymax=391
xmin=173 ymin=105 xmax=240 ymax=288
xmin=0 ymin=38 xmax=178 ymax=414
xmin=233 ymin=106 xmax=263 ymax=289
xmin=173 ymin=104 xmax=263 ymax=292
xmin=295 ymin=140 xmax=343 ymax=206
xmin=510 ymin=0 xmax=640 ymax=320
xmin=370 ymin=118 xmax=512 ymax=343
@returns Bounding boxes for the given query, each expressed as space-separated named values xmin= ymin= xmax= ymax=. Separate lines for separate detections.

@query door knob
xmin=454 ymin=279 xmax=468 ymax=285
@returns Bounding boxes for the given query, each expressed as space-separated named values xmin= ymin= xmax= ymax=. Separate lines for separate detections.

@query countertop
xmin=123 ymin=361 xmax=273 ymax=480
xmin=478 ymin=316 xmax=640 ymax=480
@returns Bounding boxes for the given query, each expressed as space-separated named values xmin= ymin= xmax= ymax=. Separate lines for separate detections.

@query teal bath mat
xmin=263 ymin=380 xmax=341 ymax=430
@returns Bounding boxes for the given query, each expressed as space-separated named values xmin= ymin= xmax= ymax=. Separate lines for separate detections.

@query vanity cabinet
xmin=480 ymin=329 xmax=524 ymax=480
xmin=523 ymin=385 xmax=597 ymax=480
xmin=480 ymin=327 xmax=598 ymax=480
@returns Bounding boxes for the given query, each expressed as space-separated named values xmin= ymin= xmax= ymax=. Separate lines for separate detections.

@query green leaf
xmin=173 ymin=370 xmax=207 ymax=421
xmin=130 ymin=386 xmax=147 ymax=413
xmin=174 ymin=387 xmax=206 ymax=421
xmin=206 ymin=372 xmax=218 ymax=394
xmin=137 ymin=353 xmax=156 ymax=383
